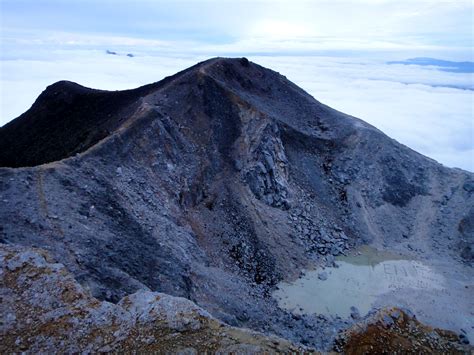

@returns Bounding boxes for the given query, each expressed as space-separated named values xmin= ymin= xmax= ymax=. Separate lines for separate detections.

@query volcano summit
xmin=0 ymin=57 xmax=472 ymax=352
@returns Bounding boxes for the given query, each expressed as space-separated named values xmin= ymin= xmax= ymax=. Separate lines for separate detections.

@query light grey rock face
xmin=232 ymin=104 xmax=290 ymax=207
xmin=0 ymin=57 xmax=472 ymax=350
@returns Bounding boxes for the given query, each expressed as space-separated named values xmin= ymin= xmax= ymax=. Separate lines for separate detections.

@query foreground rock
xmin=335 ymin=308 xmax=471 ymax=354
xmin=0 ymin=244 xmax=306 ymax=353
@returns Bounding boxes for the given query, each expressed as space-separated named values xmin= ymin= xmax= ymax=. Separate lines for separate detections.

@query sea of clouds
xmin=0 ymin=40 xmax=472 ymax=171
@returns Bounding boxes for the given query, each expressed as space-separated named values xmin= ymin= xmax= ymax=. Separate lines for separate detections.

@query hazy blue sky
xmin=0 ymin=0 xmax=473 ymax=170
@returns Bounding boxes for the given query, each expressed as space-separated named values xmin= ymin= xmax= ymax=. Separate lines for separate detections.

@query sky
xmin=0 ymin=0 xmax=473 ymax=171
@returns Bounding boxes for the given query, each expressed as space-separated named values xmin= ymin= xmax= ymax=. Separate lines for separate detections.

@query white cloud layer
xmin=0 ymin=47 xmax=472 ymax=171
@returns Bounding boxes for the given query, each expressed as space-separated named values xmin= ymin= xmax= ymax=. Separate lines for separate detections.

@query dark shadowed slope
xmin=0 ymin=57 xmax=472 ymax=350
xmin=0 ymin=81 xmax=145 ymax=167
xmin=0 ymin=61 xmax=204 ymax=168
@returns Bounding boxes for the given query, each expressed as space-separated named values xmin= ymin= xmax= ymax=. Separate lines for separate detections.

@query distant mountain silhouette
xmin=388 ymin=57 xmax=474 ymax=73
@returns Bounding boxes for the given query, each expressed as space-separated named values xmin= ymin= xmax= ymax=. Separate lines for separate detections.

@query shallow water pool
xmin=273 ymin=246 xmax=446 ymax=319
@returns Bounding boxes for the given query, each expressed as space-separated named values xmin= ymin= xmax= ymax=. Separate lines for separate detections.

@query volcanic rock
xmin=0 ymin=57 xmax=472 ymax=350
xmin=0 ymin=244 xmax=305 ymax=353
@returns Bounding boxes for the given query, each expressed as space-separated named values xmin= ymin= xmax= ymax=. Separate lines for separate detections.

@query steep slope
xmin=0 ymin=61 xmax=204 ymax=168
xmin=0 ymin=57 xmax=472 ymax=349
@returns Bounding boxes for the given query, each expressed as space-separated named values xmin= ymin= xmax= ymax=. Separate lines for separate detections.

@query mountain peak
xmin=0 ymin=57 xmax=317 ymax=168
xmin=0 ymin=58 xmax=472 ymax=350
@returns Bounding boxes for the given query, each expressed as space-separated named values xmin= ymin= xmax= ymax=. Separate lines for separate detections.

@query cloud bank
xmin=1 ymin=48 xmax=472 ymax=171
